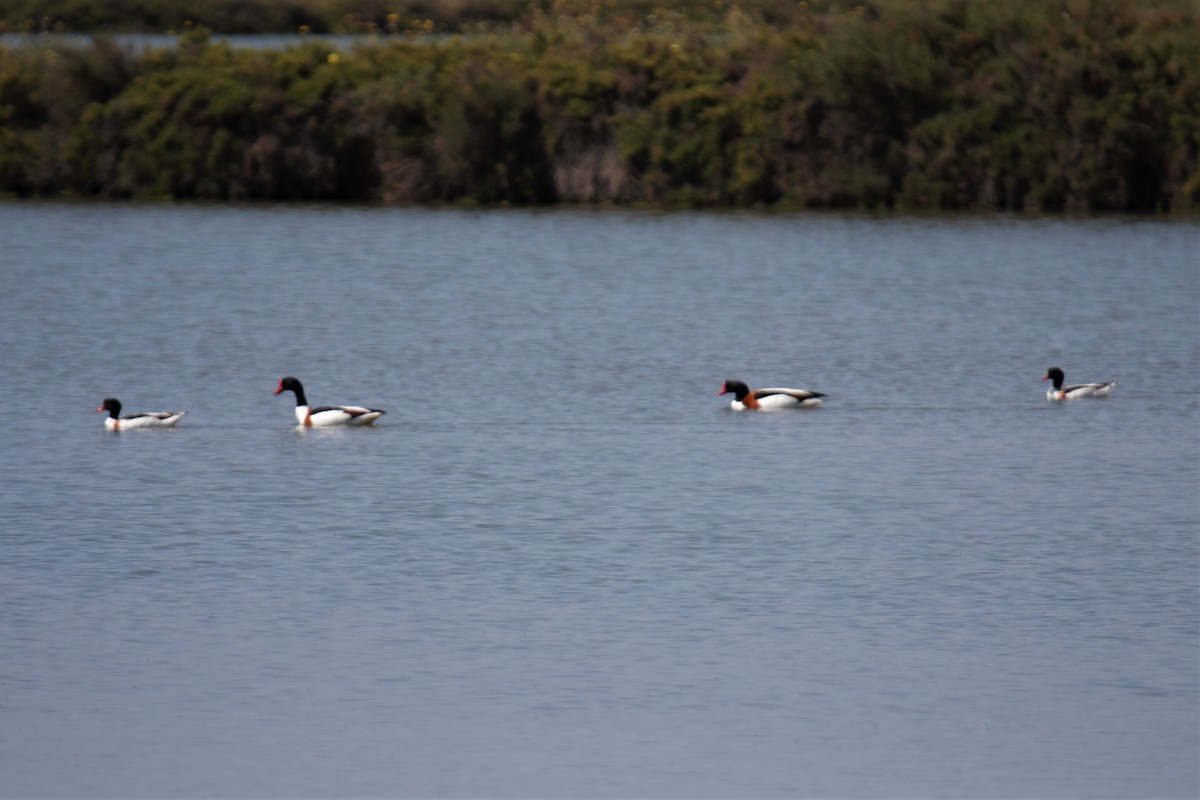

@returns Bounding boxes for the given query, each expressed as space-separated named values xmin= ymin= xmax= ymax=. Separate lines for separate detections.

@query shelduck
xmin=1041 ymin=367 xmax=1117 ymax=400
xmin=273 ymin=376 xmax=386 ymax=426
xmin=96 ymin=397 xmax=186 ymax=430
xmin=718 ymin=379 xmax=826 ymax=411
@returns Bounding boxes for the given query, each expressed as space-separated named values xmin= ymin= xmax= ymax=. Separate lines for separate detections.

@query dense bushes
xmin=0 ymin=0 xmax=1196 ymax=210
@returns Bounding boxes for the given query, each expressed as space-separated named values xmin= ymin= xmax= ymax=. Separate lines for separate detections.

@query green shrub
xmin=0 ymin=0 xmax=1195 ymax=209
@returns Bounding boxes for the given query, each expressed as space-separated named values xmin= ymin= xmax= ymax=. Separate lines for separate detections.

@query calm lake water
xmin=0 ymin=32 xmax=370 ymax=52
xmin=0 ymin=203 xmax=1196 ymax=798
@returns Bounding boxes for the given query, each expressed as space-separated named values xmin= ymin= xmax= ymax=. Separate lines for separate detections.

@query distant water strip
xmin=0 ymin=32 xmax=400 ymax=51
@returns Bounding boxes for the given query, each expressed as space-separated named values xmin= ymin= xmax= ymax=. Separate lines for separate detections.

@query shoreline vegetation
xmin=0 ymin=0 xmax=1196 ymax=210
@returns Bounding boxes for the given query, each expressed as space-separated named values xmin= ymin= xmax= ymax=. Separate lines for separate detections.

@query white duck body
xmin=293 ymin=404 xmax=384 ymax=427
xmin=97 ymin=398 xmax=185 ymax=430
xmin=1042 ymin=367 xmax=1117 ymax=400
xmin=718 ymin=380 xmax=826 ymax=411
xmin=274 ymin=377 xmax=385 ymax=427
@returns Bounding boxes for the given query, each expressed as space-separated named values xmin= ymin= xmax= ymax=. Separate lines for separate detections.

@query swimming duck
xmin=1041 ymin=367 xmax=1117 ymax=400
xmin=273 ymin=376 xmax=386 ymax=426
xmin=96 ymin=397 xmax=186 ymax=430
xmin=718 ymin=379 xmax=826 ymax=411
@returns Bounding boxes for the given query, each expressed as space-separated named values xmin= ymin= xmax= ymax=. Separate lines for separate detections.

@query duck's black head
xmin=96 ymin=397 xmax=121 ymax=417
xmin=274 ymin=376 xmax=307 ymax=405
xmin=1041 ymin=367 xmax=1064 ymax=389
xmin=718 ymin=380 xmax=750 ymax=400
xmin=274 ymin=376 xmax=302 ymax=395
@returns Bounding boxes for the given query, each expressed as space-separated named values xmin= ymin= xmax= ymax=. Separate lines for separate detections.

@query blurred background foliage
xmin=0 ymin=0 xmax=1195 ymax=209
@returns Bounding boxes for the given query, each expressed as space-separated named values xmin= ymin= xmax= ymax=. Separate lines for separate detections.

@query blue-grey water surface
xmin=1 ymin=204 xmax=1197 ymax=798
xmin=0 ymin=32 xmax=370 ymax=52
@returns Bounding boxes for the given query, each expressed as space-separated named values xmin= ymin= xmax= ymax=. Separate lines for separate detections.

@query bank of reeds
xmin=1 ymin=0 xmax=1196 ymax=210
